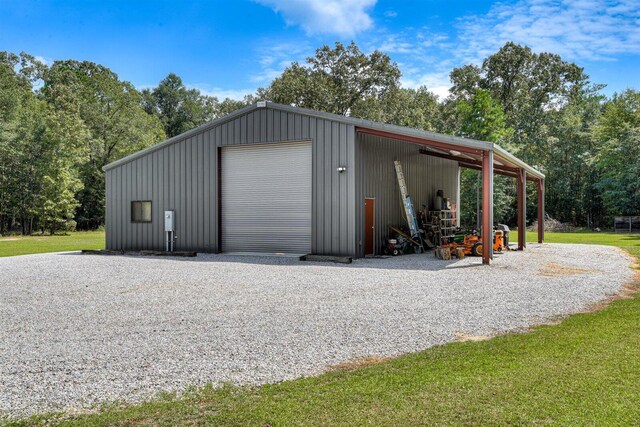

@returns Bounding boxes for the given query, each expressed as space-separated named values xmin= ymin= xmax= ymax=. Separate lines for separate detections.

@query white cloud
xmin=378 ymin=34 xmax=414 ymax=54
xmin=368 ymin=28 xmax=454 ymax=99
xmin=455 ymin=0 xmax=640 ymax=63
xmin=255 ymin=0 xmax=377 ymax=37
xmin=383 ymin=10 xmax=397 ymax=18
xmin=400 ymin=71 xmax=452 ymax=100
xmin=371 ymin=0 xmax=640 ymax=100
xmin=250 ymin=40 xmax=312 ymax=84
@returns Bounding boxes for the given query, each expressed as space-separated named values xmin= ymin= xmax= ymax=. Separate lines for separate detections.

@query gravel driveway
xmin=0 ymin=243 xmax=634 ymax=417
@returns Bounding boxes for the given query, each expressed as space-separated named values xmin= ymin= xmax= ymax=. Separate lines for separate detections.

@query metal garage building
xmin=103 ymin=102 xmax=545 ymax=264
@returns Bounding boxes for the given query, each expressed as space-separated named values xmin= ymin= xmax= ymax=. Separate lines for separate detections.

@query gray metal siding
xmin=105 ymin=107 xmax=356 ymax=256
xmin=354 ymin=133 xmax=459 ymax=257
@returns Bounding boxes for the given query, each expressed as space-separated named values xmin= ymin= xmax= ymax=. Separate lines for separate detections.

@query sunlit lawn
xmin=525 ymin=230 xmax=640 ymax=259
xmin=0 ymin=230 xmax=105 ymax=258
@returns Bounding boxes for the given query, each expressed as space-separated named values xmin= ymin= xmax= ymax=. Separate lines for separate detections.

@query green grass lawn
xmin=5 ymin=232 xmax=640 ymax=426
xmin=525 ymin=230 xmax=640 ymax=259
xmin=0 ymin=230 xmax=105 ymax=258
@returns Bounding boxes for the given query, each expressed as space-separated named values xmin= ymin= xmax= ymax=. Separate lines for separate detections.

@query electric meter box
xmin=164 ymin=210 xmax=175 ymax=232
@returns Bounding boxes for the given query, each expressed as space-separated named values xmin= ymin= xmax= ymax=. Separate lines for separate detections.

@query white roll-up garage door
xmin=221 ymin=141 xmax=312 ymax=254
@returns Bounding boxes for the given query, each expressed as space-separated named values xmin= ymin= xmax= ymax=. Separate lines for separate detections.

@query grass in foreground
xmin=0 ymin=230 xmax=105 ymax=257
xmin=6 ymin=232 xmax=640 ymax=426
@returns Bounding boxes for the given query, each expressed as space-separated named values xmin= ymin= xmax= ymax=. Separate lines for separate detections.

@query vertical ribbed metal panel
xmin=221 ymin=141 xmax=312 ymax=253
xmin=104 ymin=106 xmax=356 ymax=256
xmin=190 ymin=136 xmax=198 ymax=249
xmin=197 ymin=133 xmax=204 ymax=249
xmin=179 ymin=140 xmax=187 ymax=249
xmin=105 ymin=170 xmax=112 ymax=249
xmin=115 ymin=166 xmax=121 ymax=249
xmin=168 ymin=142 xmax=176 ymax=248
xmin=210 ymin=128 xmax=219 ymax=250
xmin=135 ymin=158 xmax=142 ymax=248
xmin=126 ymin=161 xmax=132 ymax=250
xmin=354 ymin=133 xmax=458 ymax=257
xmin=203 ymin=131 xmax=211 ymax=250
xmin=144 ymin=156 xmax=151 ymax=248
xmin=110 ymin=168 xmax=115 ymax=249
xmin=323 ymin=120 xmax=332 ymax=251
xmin=156 ymin=149 xmax=163 ymax=249
xmin=346 ymin=126 xmax=356 ymax=256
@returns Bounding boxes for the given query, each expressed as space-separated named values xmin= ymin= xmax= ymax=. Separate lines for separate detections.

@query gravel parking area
xmin=0 ymin=243 xmax=634 ymax=417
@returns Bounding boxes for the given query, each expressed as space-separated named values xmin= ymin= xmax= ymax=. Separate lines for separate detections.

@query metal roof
xmin=103 ymin=101 xmax=545 ymax=179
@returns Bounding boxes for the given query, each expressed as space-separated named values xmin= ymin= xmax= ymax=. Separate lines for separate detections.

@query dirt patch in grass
xmin=454 ymin=331 xmax=491 ymax=342
xmin=583 ymin=270 xmax=640 ymax=314
xmin=328 ymin=356 xmax=392 ymax=372
xmin=538 ymin=261 xmax=599 ymax=277
xmin=583 ymin=283 xmax=640 ymax=313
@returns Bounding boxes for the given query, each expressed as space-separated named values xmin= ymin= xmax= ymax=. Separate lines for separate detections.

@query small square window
xmin=131 ymin=201 xmax=152 ymax=223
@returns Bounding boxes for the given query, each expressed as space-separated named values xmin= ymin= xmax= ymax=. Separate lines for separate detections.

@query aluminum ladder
xmin=393 ymin=160 xmax=423 ymax=253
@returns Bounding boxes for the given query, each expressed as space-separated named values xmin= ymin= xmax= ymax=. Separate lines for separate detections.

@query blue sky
xmin=1 ymin=0 xmax=639 ymax=100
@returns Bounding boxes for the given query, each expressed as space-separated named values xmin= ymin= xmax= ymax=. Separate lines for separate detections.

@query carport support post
xmin=482 ymin=150 xmax=494 ymax=265
xmin=517 ymin=168 xmax=527 ymax=250
xmin=537 ymin=178 xmax=545 ymax=243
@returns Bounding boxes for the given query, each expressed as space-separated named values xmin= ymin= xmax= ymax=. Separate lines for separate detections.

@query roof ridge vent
xmin=257 ymin=101 xmax=267 ymax=108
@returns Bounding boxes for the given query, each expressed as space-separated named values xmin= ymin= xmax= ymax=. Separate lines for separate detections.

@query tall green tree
xmin=0 ymin=52 xmax=90 ymax=234
xmin=454 ymin=89 xmax=514 ymax=227
xmin=0 ymin=52 xmax=49 ymax=233
xmin=542 ymin=86 xmax=605 ymax=226
xmin=456 ymin=89 xmax=512 ymax=143
xmin=258 ymin=41 xmax=401 ymax=116
xmin=143 ymin=73 xmax=251 ymax=138
xmin=0 ymin=52 xmax=27 ymax=232
xmin=35 ymin=108 xmax=84 ymax=234
xmin=43 ymin=60 xmax=166 ymax=229
xmin=142 ymin=73 xmax=217 ymax=138
xmin=216 ymin=97 xmax=249 ymax=117
xmin=1 ymin=95 xmax=48 ymax=234
xmin=591 ymin=89 xmax=640 ymax=221
xmin=450 ymin=42 xmax=589 ymax=162
xmin=351 ymin=86 xmax=441 ymax=130
xmin=449 ymin=42 xmax=599 ymax=226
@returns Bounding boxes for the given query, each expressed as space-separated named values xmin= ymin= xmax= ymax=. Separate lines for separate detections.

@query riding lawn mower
xmin=443 ymin=226 xmax=509 ymax=256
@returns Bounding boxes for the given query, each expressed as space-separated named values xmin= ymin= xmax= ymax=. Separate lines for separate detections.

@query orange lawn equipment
xmin=445 ymin=230 xmax=505 ymax=257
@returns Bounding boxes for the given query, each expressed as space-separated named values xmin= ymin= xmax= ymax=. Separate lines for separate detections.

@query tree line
xmin=0 ymin=41 xmax=638 ymax=234
xmin=0 ymin=53 xmax=243 ymax=234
